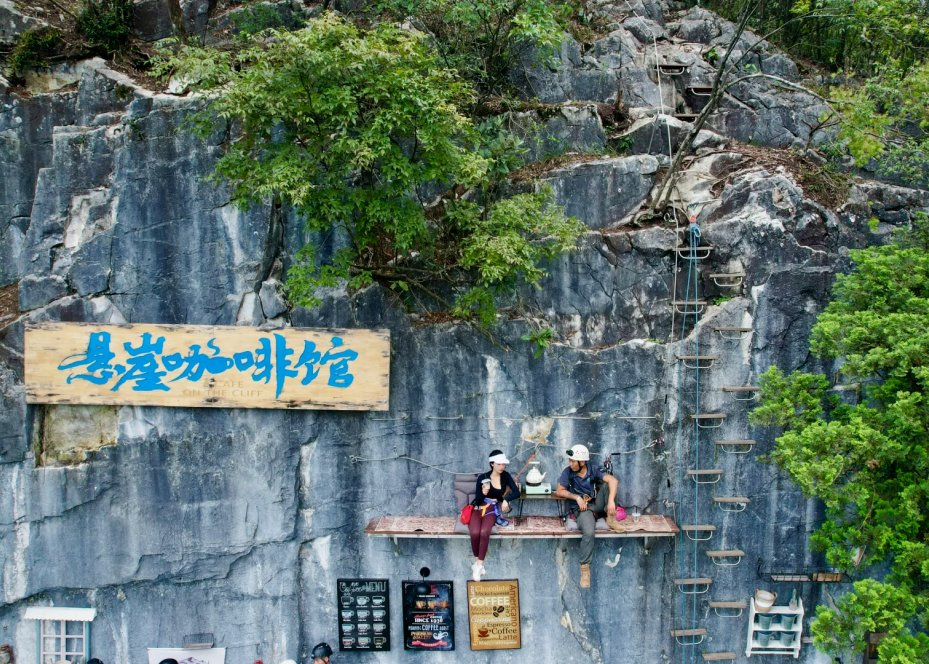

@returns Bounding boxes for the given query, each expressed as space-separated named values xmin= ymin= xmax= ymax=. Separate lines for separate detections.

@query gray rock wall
xmin=2 ymin=23 xmax=928 ymax=664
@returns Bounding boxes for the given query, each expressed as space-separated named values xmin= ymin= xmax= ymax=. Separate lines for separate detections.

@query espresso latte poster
xmin=467 ymin=580 xmax=521 ymax=651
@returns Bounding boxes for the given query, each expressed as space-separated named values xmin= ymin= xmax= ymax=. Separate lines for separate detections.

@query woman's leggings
xmin=469 ymin=510 xmax=497 ymax=560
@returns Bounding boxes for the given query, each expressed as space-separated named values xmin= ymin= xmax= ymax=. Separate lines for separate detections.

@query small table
xmin=513 ymin=490 xmax=569 ymax=525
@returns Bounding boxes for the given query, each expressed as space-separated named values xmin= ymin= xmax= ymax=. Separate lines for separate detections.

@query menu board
xmin=467 ymin=580 xmax=521 ymax=650
xmin=337 ymin=578 xmax=390 ymax=651
xmin=402 ymin=581 xmax=455 ymax=650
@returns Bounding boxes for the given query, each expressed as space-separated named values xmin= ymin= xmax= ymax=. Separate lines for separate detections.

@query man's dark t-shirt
xmin=558 ymin=463 xmax=607 ymax=499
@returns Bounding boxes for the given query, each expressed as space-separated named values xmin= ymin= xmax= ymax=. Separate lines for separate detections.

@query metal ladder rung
xmin=715 ymin=439 xmax=755 ymax=453
xmin=675 ymin=578 xmax=713 ymax=594
xmin=677 ymin=354 xmax=719 ymax=369
xmin=658 ymin=64 xmax=689 ymax=76
xmin=707 ymin=549 xmax=745 ymax=566
xmin=709 ymin=272 xmax=745 ymax=288
xmin=671 ymin=300 xmax=707 ymax=314
xmin=714 ymin=326 xmax=752 ymax=340
xmin=682 ymin=524 xmax=717 ymax=541
xmin=674 ymin=113 xmax=699 ymax=122
xmin=690 ymin=413 xmax=727 ymax=429
xmin=688 ymin=86 xmax=713 ymax=96
xmin=713 ymin=497 xmax=750 ymax=512
xmin=722 ymin=386 xmax=761 ymax=401
xmin=687 ymin=468 xmax=723 ymax=483
xmin=709 ymin=601 xmax=746 ymax=618
xmin=703 ymin=653 xmax=737 ymax=662
xmin=671 ymin=628 xmax=707 ymax=645
xmin=676 ymin=245 xmax=713 ymax=260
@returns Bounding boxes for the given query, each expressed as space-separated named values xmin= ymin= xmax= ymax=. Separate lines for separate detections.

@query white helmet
xmin=566 ymin=444 xmax=590 ymax=461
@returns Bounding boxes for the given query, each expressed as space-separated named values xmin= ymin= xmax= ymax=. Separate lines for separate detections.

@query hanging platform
xmin=722 ymin=386 xmax=761 ymax=401
xmin=676 ymin=245 xmax=713 ymax=260
xmin=714 ymin=326 xmax=752 ymax=340
xmin=714 ymin=497 xmax=750 ymax=512
xmin=710 ymin=272 xmax=745 ymax=288
xmin=671 ymin=628 xmax=707 ymax=645
xmin=675 ymin=578 xmax=713 ymax=594
xmin=364 ymin=515 xmax=678 ymax=540
xmin=678 ymin=354 xmax=720 ymax=369
xmin=703 ymin=653 xmax=737 ymax=662
xmin=710 ymin=601 xmax=746 ymax=618
xmin=671 ymin=300 xmax=707 ymax=314
xmin=690 ymin=413 xmax=727 ymax=429
xmin=715 ymin=439 xmax=755 ymax=453
xmin=707 ymin=549 xmax=745 ymax=566
xmin=658 ymin=63 xmax=688 ymax=76
xmin=682 ymin=524 xmax=717 ymax=541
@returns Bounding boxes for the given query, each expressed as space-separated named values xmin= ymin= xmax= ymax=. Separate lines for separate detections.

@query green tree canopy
xmin=751 ymin=215 xmax=929 ymax=661
xmin=156 ymin=15 xmax=582 ymax=324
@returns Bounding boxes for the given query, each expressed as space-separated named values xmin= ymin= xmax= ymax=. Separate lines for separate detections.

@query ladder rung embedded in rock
xmin=690 ymin=414 xmax=727 ymax=428
xmin=703 ymin=653 xmax=737 ymax=662
xmin=675 ymin=578 xmax=713 ymax=594
xmin=671 ymin=300 xmax=707 ymax=314
xmin=687 ymin=469 xmax=723 ymax=483
xmin=713 ymin=497 xmax=750 ymax=503
xmin=722 ymin=386 xmax=760 ymax=392
xmin=709 ymin=601 xmax=746 ymax=609
xmin=670 ymin=629 xmax=707 ymax=637
xmin=707 ymin=549 xmax=746 ymax=566
xmin=676 ymin=245 xmax=713 ymax=260
xmin=714 ymin=326 xmax=752 ymax=340
xmin=723 ymin=386 xmax=761 ymax=401
xmin=682 ymin=524 xmax=717 ymax=531
xmin=678 ymin=354 xmax=720 ymax=369
xmin=674 ymin=113 xmax=699 ymax=121
xmin=715 ymin=439 xmax=755 ymax=453
xmin=688 ymin=85 xmax=713 ymax=96
xmin=682 ymin=524 xmax=717 ymax=540
xmin=678 ymin=355 xmax=720 ymax=361
xmin=658 ymin=64 xmax=688 ymax=75
xmin=709 ymin=272 xmax=745 ymax=288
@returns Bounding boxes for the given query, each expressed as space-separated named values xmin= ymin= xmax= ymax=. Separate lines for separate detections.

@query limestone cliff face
xmin=1 ymin=4 xmax=928 ymax=663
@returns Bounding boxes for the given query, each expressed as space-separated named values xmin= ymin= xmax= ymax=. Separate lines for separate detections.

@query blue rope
xmin=689 ymin=223 xmax=701 ymax=664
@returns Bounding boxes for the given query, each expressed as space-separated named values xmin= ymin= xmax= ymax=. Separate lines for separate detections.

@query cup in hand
xmin=481 ymin=479 xmax=491 ymax=494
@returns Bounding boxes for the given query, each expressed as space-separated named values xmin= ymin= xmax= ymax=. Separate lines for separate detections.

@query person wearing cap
xmin=555 ymin=444 xmax=625 ymax=588
xmin=469 ymin=449 xmax=520 ymax=582
xmin=310 ymin=642 xmax=333 ymax=663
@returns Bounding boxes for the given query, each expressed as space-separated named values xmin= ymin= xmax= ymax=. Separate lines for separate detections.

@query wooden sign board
xmin=467 ymin=580 xmax=521 ymax=651
xmin=25 ymin=322 xmax=390 ymax=410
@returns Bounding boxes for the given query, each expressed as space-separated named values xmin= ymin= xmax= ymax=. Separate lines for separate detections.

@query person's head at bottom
xmin=87 ymin=659 xmax=105 ymax=664
xmin=311 ymin=642 xmax=333 ymax=664
xmin=158 ymin=659 xmax=179 ymax=664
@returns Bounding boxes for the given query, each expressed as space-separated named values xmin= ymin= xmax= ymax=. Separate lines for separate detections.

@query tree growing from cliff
xmin=751 ymin=214 xmax=929 ymax=661
xmin=155 ymin=15 xmax=583 ymax=326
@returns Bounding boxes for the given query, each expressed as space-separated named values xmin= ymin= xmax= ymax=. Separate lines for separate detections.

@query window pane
xmin=66 ymin=621 xmax=84 ymax=636
xmin=66 ymin=637 xmax=83 ymax=652
xmin=44 ymin=620 xmax=62 ymax=635
xmin=43 ymin=636 xmax=61 ymax=653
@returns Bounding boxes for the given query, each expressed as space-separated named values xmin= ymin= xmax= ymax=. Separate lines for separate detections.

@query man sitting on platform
xmin=555 ymin=444 xmax=625 ymax=588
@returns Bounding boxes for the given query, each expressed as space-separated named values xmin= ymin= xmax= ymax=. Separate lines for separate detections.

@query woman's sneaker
xmin=472 ymin=561 xmax=483 ymax=582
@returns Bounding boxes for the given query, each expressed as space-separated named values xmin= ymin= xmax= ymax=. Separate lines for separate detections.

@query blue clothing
xmin=558 ymin=463 xmax=607 ymax=499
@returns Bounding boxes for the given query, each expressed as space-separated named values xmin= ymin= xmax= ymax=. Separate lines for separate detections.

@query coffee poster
xmin=337 ymin=578 xmax=390 ymax=651
xmin=402 ymin=580 xmax=455 ymax=650
xmin=467 ymin=580 xmax=521 ymax=651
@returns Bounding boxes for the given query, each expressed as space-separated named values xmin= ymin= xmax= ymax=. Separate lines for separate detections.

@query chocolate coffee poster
xmin=467 ymin=580 xmax=521 ymax=651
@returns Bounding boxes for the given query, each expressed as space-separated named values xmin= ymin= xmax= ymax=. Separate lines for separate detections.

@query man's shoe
xmin=606 ymin=513 xmax=626 ymax=533
xmin=580 ymin=563 xmax=591 ymax=588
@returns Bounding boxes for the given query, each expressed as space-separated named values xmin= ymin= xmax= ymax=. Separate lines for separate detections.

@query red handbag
xmin=460 ymin=505 xmax=474 ymax=525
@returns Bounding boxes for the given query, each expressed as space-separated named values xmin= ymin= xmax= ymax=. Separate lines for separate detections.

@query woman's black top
xmin=472 ymin=470 xmax=520 ymax=506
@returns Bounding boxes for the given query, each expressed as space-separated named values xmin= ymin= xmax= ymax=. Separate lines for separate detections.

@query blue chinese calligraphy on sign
xmin=57 ymin=332 xmax=361 ymax=397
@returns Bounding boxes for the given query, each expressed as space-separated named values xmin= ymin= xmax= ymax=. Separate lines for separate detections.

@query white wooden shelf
xmin=745 ymin=597 xmax=803 ymax=658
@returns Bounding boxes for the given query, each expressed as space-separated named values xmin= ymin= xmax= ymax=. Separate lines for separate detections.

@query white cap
xmin=280 ymin=660 xmax=298 ymax=664
xmin=566 ymin=444 xmax=590 ymax=461
xmin=488 ymin=452 xmax=510 ymax=464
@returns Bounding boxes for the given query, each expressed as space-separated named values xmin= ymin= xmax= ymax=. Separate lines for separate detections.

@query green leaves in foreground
xmin=156 ymin=15 xmax=581 ymax=326
xmin=751 ymin=215 xmax=929 ymax=661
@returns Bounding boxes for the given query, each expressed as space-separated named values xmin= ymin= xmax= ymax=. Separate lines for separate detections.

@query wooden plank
xmin=714 ymin=326 xmax=752 ymax=332
xmin=707 ymin=550 xmax=745 ymax=557
xmin=675 ymin=578 xmax=713 ymax=585
xmin=25 ymin=322 xmax=391 ymax=410
xmin=670 ymin=629 xmax=707 ymax=637
xmin=687 ymin=469 xmax=724 ymax=475
xmin=715 ymin=439 xmax=755 ymax=444
xmin=682 ymin=525 xmax=717 ymax=531
xmin=813 ymin=572 xmax=844 ymax=582
xmin=677 ymin=355 xmax=720 ymax=360
xmin=713 ymin=497 xmax=751 ymax=503
xmin=722 ymin=386 xmax=761 ymax=392
xmin=709 ymin=602 xmax=746 ymax=609
xmin=362 ymin=516 xmax=679 ymax=539
xmin=703 ymin=653 xmax=736 ymax=661
xmin=709 ymin=273 xmax=745 ymax=278
xmin=690 ymin=414 xmax=727 ymax=420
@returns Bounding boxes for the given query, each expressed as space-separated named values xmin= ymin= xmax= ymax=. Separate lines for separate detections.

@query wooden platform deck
xmin=364 ymin=515 xmax=679 ymax=539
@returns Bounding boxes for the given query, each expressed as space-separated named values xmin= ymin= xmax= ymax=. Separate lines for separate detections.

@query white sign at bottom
xmin=147 ymin=648 xmax=226 ymax=664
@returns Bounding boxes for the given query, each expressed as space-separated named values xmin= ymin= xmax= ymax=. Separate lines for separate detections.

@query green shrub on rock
xmin=75 ymin=0 xmax=135 ymax=52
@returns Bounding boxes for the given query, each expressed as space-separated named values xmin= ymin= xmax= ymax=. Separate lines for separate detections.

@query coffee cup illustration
xmin=374 ymin=637 xmax=386 ymax=647
xmin=357 ymin=610 xmax=370 ymax=621
xmin=477 ymin=627 xmax=490 ymax=638
xmin=373 ymin=609 xmax=386 ymax=621
xmin=358 ymin=637 xmax=371 ymax=647
xmin=341 ymin=623 xmax=355 ymax=634
xmin=357 ymin=596 xmax=370 ymax=606
xmin=372 ymin=596 xmax=385 ymax=606
xmin=341 ymin=638 xmax=355 ymax=648
xmin=340 ymin=596 xmax=353 ymax=607
xmin=341 ymin=610 xmax=354 ymax=621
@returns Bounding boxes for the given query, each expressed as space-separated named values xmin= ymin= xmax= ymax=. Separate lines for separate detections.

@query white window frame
xmin=24 ymin=608 xmax=96 ymax=664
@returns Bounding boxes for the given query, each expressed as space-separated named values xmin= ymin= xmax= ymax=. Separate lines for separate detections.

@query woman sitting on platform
xmin=470 ymin=450 xmax=519 ymax=582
